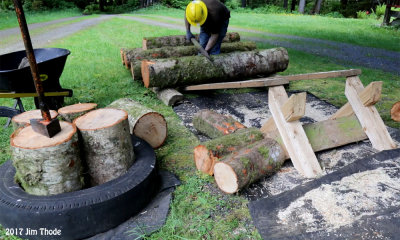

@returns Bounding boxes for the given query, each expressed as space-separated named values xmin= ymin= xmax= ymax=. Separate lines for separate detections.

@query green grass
xmin=1 ymin=9 xmax=400 ymax=239
xmin=0 ymin=8 xmax=82 ymax=30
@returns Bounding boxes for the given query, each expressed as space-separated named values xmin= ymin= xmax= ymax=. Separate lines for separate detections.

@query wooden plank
xmin=0 ymin=91 xmax=71 ymax=98
xmin=268 ymin=86 xmax=322 ymax=178
xmin=184 ymin=77 xmax=289 ymax=91
xmin=345 ymin=76 xmax=397 ymax=151
xmin=263 ymin=115 xmax=368 ymax=159
xmin=331 ymin=81 xmax=382 ymax=119
xmin=184 ymin=69 xmax=361 ymax=91
xmin=281 ymin=92 xmax=306 ymax=122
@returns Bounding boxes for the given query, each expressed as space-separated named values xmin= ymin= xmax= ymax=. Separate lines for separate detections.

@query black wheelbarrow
xmin=0 ymin=48 xmax=73 ymax=126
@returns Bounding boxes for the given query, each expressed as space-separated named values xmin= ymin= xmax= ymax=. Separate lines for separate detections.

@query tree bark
xmin=194 ymin=128 xmax=264 ymax=175
xmin=283 ymin=0 xmax=289 ymax=9
xmin=213 ymin=138 xmax=286 ymax=194
xmin=298 ymin=0 xmax=306 ymax=13
xmin=291 ymin=0 xmax=297 ymax=11
xmin=129 ymin=42 xmax=257 ymax=80
xmin=10 ymin=121 xmax=83 ymax=195
xmin=193 ymin=109 xmax=246 ymax=139
xmin=391 ymin=101 xmax=400 ymax=122
xmin=58 ymin=103 xmax=97 ymax=122
xmin=74 ymin=108 xmax=134 ymax=186
xmin=107 ymin=98 xmax=167 ymax=149
xmin=142 ymin=48 xmax=289 ymax=89
xmin=151 ymin=88 xmax=183 ymax=106
xmin=313 ymin=0 xmax=323 ymax=14
xmin=11 ymin=109 xmax=58 ymax=130
xmin=142 ymin=32 xmax=241 ymax=50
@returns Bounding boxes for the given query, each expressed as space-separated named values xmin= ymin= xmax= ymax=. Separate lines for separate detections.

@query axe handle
xmin=190 ymin=38 xmax=211 ymax=60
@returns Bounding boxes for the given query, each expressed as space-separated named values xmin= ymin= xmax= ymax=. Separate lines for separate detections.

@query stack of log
xmin=9 ymin=99 xmax=167 ymax=195
xmin=119 ymin=32 xmax=289 ymax=106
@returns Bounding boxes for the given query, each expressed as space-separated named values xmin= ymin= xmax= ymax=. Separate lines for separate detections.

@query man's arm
xmin=184 ymin=13 xmax=195 ymax=41
xmin=205 ymin=33 xmax=219 ymax=53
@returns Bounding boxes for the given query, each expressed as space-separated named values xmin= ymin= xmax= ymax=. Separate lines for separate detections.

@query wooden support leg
xmin=268 ymin=86 xmax=322 ymax=178
xmin=345 ymin=76 xmax=397 ymax=151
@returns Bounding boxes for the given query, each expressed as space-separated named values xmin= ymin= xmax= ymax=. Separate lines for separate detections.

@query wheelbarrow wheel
xmin=34 ymin=96 xmax=64 ymax=110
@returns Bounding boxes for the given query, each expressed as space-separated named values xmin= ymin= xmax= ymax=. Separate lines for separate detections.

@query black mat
xmin=249 ymin=149 xmax=400 ymax=240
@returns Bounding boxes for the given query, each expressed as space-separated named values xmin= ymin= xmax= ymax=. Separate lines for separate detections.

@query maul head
xmin=30 ymin=118 xmax=61 ymax=138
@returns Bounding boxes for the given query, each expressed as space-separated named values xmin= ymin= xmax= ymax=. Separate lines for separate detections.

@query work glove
xmin=186 ymin=31 xmax=195 ymax=41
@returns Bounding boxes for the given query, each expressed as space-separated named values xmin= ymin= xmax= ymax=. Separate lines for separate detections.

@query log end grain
xmin=141 ymin=60 xmax=155 ymax=88
xmin=194 ymin=145 xmax=215 ymax=175
xmin=11 ymin=121 xmax=76 ymax=149
xmin=391 ymin=101 xmax=400 ymax=122
xmin=133 ymin=112 xmax=167 ymax=149
xmin=74 ymin=108 xmax=128 ymax=131
xmin=58 ymin=103 xmax=97 ymax=122
xmin=213 ymin=162 xmax=238 ymax=194
xmin=12 ymin=109 xmax=58 ymax=130
xmin=142 ymin=39 xmax=148 ymax=50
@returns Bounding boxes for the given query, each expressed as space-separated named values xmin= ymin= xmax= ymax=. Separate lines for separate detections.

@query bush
xmin=375 ymin=4 xmax=386 ymax=19
xmin=161 ymin=0 xmax=190 ymax=9
xmin=323 ymin=11 xmax=344 ymax=18
xmin=225 ymin=0 xmax=240 ymax=10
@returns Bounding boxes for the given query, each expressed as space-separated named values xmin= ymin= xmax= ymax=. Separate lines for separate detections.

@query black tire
xmin=0 ymin=136 xmax=158 ymax=240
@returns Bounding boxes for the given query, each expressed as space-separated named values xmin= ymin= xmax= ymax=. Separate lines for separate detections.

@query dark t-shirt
xmin=201 ymin=0 xmax=230 ymax=34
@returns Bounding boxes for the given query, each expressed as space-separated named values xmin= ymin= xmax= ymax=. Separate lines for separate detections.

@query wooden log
xmin=142 ymin=48 xmax=289 ymax=89
xmin=194 ymin=128 xmax=264 ymax=175
xmin=107 ymin=98 xmax=167 ymax=149
xmin=151 ymin=87 xmax=183 ymax=106
xmin=142 ymin=32 xmax=240 ymax=50
xmin=10 ymin=121 xmax=83 ymax=195
xmin=213 ymin=138 xmax=286 ymax=194
xmin=11 ymin=109 xmax=58 ymax=130
xmin=74 ymin=108 xmax=134 ymax=186
xmin=391 ymin=101 xmax=400 ymax=122
xmin=124 ymin=47 xmax=144 ymax=68
xmin=193 ymin=109 xmax=246 ymax=139
xmin=58 ymin=103 xmax=97 ymax=122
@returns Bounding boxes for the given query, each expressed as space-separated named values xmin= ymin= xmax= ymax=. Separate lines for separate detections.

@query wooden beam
xmin=345 ymin=76 xmax=397 ymax=151
xmin=268 ymin=86 xmax=322 ymax=178
xmin=331 ymin=81 xmax=382 ymax=119
xmin=184 ymin=69 xmax=361 ymax=91
xmin=184 ymin=77 xmax=289 ymax=91
xmin=281 ymin=92 xmax=306 ymax=122
xmin=263 ymin=115 xmax=368 ymax=158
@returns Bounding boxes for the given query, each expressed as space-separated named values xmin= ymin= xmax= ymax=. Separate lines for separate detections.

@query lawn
xmin=0 ymin=7 xmax=399 ymax=239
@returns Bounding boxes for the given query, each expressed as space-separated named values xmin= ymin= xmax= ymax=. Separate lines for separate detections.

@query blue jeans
xmin=199 ymin=19 xmax=229 ymax=55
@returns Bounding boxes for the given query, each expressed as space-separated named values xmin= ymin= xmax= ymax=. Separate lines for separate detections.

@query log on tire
xmin=194 ymin=128 xmax=264 ymax=175
xmin=193 ymin=109 xmax=246 ymax=139
xmin=213 ymin=138 xmax=286 ymax=194
xmin=391 ymin=101 xmax=400 ymax=122
xmin=58 ymin=103 xmax=97 ymax=122
xmin=107 ymin=98 xmax=167 ymax=149
xmin=11 ymin=109 xmax=58 ymax=130
xmin=142 ymin=48 xmax=289 ymax=88
xmin=74 ymin=108 xmax=135 ymax=186
xmin=10 ymin=121 xmax=83 ymax=195
xmin=142 ymin=32 xmax=240 ymax=50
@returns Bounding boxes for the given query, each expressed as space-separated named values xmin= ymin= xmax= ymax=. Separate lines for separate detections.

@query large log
xmin=74 ymin=108 xmax=135 ymax=186
xmin=108 ymin=98 xmax=167 ymax=149
xmin=391 ymin=101 xmax=400 ymax=122
xmin=142 ymin=32 xmax=240 ymax=50
xmin=10 ymin=121 xmax=83 ymax=195
xmin=141 ymin=48 xmax=289 ymax=88
xmin=11 ymin=109 xmax=58 ymax=130
xmin=213 ymin=138 xmax=286 ymax=194
xmin=193 ymin=109 xmax=246 ymax=139
xmin=194 ymin=128 xmax=264 ymax=175
xmin=151 ymin=87 xmax=183 ymax=106
xmin=58 ymin=103 xmax=97 ymax=122
xmin=128 ymin=42 xmax=257 ymax=80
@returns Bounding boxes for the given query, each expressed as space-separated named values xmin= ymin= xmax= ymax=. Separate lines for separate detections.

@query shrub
xmin=375 ymin=4 xmax=386 ymax=19
xmin=161 ymin=0 xmax=190 ymax=9
xmin=225 ymin=0 xmax=240 ymax=10
xmin=323 ymin=11 xmax=344 ymax=18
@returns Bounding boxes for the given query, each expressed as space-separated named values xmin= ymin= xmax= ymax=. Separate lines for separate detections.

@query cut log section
xmin=10 ymin=121 xmax=83 ymax=195
xmin=391 ymin=101 xmax=400 ymax=122
xmin=193 ymin=109 xmax=246 ymax=139
xmin=142 ymin=48 xmax=289 ymax=89
xmin=194 ymin=128 xmax=264 ymax=175
xmin=107 ymin=98 xmax=167 ymax=149
xmin=58 ymin=103 xmax=97 ymax=122
xmin=74 ymin=108 xmax=134 ymax=186
xmin=151 ymin=88 xmax=183 ymax=106
xmin=142 ymin=32 xmax=240 ymax=50
xmin=11 ymin=109 xmax=58 ymax=130
xmin=213 ymin=138 xmax=286 ymax=194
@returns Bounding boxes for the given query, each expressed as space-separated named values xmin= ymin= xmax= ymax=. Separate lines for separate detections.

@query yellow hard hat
xmin=185 ymin=0 xmax=208 ymax=26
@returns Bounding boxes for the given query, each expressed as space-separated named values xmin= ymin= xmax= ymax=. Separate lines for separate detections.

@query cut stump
xmin=10 ymin=121 xmax=83 ymax=195
xmin=74 ymin=108 xmax=134 ymax=186
xmin=11 ymin=109 xmax=58 ymax=130
xmin=58 ymin=103 xmax=97 ymax=122
xmin=108 ymin=98 xmax=167 ymax=149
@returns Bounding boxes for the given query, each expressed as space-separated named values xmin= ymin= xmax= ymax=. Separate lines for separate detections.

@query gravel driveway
xmin=1 ymin=14 xmax=399 ymax=75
